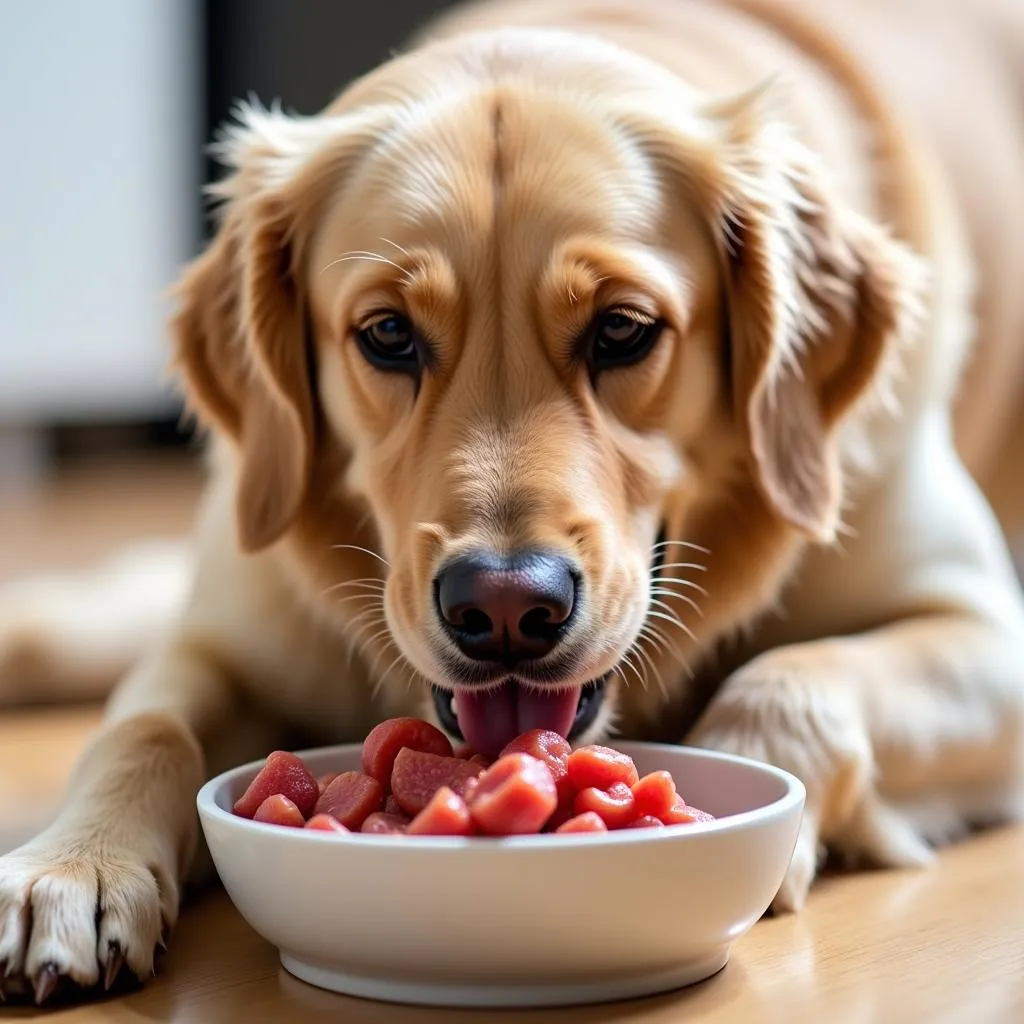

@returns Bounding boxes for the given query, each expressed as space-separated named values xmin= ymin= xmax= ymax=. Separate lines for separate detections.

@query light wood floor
xmin=1 ymin=454 xmax=1022 ymax=1022
xmin=0 ymin=452 xmax=201 ymax=581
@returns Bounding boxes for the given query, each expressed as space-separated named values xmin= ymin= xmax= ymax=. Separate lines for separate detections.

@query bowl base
xmin=279 ymin=948 xmax=730 ymax=1008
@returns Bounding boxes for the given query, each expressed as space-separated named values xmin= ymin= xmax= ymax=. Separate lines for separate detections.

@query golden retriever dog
xmin=1 ymin=0 xmax=1023 ymax=1003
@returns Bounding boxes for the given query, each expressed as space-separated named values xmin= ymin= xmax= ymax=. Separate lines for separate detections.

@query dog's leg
xmin=0 ymin=540 xmax=191 ymax=707
xmin=0 ymin=634 xmax=278 ymax=1002
xmin=688 ymin=412 xmax=1024 ymax=912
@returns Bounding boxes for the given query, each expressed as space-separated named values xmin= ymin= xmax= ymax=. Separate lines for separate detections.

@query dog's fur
xmin=1 ymin=0 xmax=1023 ymax=1000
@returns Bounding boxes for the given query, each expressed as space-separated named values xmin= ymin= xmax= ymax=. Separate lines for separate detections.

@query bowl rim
xmin=197 ymin=740 xmax=805 ymax=850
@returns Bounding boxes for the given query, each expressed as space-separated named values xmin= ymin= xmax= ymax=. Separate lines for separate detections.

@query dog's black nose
xmin=435 ymin=550 xmax=577 ymax=664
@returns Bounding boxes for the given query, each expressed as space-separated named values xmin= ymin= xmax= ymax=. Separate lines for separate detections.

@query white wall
xmin=0 ymin=0 xmax=201 ymax=423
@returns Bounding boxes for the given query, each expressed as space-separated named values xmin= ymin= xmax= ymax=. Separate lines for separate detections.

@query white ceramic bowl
xmin=197 ymin=741 xmax=804 ymax=1009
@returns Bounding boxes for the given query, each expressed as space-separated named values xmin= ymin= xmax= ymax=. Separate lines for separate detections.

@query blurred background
xmin=0 ymin=0 xmax=460 ymax=579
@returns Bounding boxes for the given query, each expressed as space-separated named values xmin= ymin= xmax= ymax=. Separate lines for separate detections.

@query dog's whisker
xmin=652 ymin=561 xmax=708 ymax=573
xmin=352 ymin=509 xmax=374 ymax=536
xmin=322 ymin=577 xmax=387 ymax=596
xmin=339 ymin=606 xmax=387 ymax=635
xmin=343 ymin=619 xmax=381 ymax=673
xmin=622 ymin=639 xmax=650 ymax=693
xmin=645 ymin=608 xmax=699 ymax=645
xmin=649 ymin=576 xmax=709 ymax=598
xmin=646 ymin=614 xmax=695 ymax=657
xmin=650 ymin=594 xmax=703 ymax=623
xmin=320 ymin=251 xmax=415 ymax=283
xmin=361 ymin=625 xmax=395 ymax=651
xmin=637 ymin=631 xmax=673 ymax=686
xmin=648 ymin=598 xmax=688 ymax=629
xmin=323 ymin=585 xmax=385 ymax=598
xmin=345 ymin=605 xmax=389 ymax=631
xmin=342 ymin=632 xmax=361 ymax=675
xmin=649 ymin=588 xmax=704 ymax=616
xmin=331 ymin=544 xmax=391 ymax=568
xmin=380 ymin=236 xmax=412 ymax=258
xmin=346 ymin=610 xmax=389 ymax=626
xmin=639 ymin=624 xmax=695 ymax=681
xmin=330 ymin=586 xmax=385 ymax=600
xmin=368 ymin=637 xmax=400 ymax=685
xmin=363 ymin=633 xmax=402 ymax=690
xmin=332 ymin=593 xmax=385 ymax=610
xmin=320 ymin=253 xmax=394 ymax=274
xmin=325 ymin=587 xmax=386 ymax=604
xmin=638 ymin=624 xmax=669 ymax=655
xmin=350 ymin=625 xmax=390 ymax=658
xmin=639 ymin=622 xmax=694 ymax=679
xmin=647 ymin=569 xmax=704 ymax=585
xmin=634 ymin=641 xmax=668 ymax=700
xmin=646 ymin=595 xmax=689 ymax=627
xmin=650 ymin=540 xmax=710 ymax=554
xmin=622 ymin=638 xmax=655 ymax=696
xmin=341 ymin=613 xmax=390 ymax=663
xmin=344 ymin=619 xmax=389 ymax=671
xmin=326 ymin=582 xmax=386 ymax=598
xmin=330 ymin=591 xmax=386 ymax=609
xmin=374 ymin=649 xmax=409 ymax=699
xmin=618 ymin=648 xmax=645 ymax=689
xmin=397 ymin=656 xmax=426 ymax=694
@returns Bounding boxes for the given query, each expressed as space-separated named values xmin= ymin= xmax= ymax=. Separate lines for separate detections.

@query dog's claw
xmin=104 ymin=945 xmax=124 ymax=991
xmin=33 ymin=963 xmax=59 ymax=1005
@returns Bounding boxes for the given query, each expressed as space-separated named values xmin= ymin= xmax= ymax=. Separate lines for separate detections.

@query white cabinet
xmin=0 ymin=0 xmax=201 ymax=423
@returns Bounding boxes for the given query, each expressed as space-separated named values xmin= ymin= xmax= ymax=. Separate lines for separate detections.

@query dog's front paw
xmin=0 ymin=836 xmax=178 ymax=1004
xmin=686 ymin=644 xmax=874 ymax=913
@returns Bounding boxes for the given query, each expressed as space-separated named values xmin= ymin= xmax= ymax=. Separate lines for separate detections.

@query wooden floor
xmin=1 ymin=454 xmax=1023 ymax=1022
xmin=0 ymin=451 xmax=200 ymax=580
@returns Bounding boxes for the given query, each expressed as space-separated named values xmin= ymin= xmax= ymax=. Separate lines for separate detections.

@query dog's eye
xmin=355 ymin=312 xmax=420 ymax=371
xmin=590 ymin=308 xmax=662 ymax=370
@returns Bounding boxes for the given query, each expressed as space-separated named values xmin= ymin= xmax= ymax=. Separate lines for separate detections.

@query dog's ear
xmin=627 ymin=87 xmax=928 ymax=540
xmin=711 ymin=93 xmax=927 ymax=540
xmin=171 ymin=103 xmax=385 ymax=552
xmin=172 ymin=189 xmax=310 ymax=553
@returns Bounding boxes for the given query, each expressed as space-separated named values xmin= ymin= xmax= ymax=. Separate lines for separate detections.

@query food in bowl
xmin=198 ymin=738 xmax=804 ymax=1006
xmin=232 ymin=716 xmax=715 ymax=837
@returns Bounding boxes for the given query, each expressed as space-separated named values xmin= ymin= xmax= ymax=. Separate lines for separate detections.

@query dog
xmin=1 ymin=0 xmax=1023 ymax=1003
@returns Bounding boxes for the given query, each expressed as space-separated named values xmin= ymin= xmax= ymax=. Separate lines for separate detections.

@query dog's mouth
xmin=428 ymin=523 xmax=667 ymax=758
xmin=432 ymin=675 xmax=608 ymax=758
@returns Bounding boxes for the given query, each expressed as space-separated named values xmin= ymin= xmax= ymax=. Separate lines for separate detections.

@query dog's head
xmin=172 ymin=30 xmax=924 ymax=755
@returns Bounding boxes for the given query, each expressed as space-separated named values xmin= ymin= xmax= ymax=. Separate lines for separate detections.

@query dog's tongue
xmin=455 ymin=682 xmax=581 ymax=760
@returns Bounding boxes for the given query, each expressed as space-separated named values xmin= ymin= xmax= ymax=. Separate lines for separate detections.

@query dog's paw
xmin=831 ymin=793 xmax=935 ymax=870
xmin=769 ymin=813 xmax=826 ymax=914
xmin=686 ymin=643 xmax=875 ymax=912
xmin=0 ymin=838 xmax=178 ymax=1004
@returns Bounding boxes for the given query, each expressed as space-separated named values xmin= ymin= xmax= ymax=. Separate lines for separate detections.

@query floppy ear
xmin=710 ymin=94 xmax=928 ymax=540
xmin=171 ymin=102 xmax=384 ymax=552
xmin=624 ymin=87 xmax=928 ymax=540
